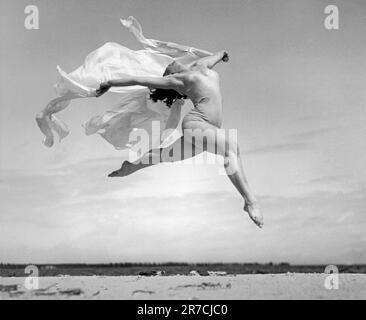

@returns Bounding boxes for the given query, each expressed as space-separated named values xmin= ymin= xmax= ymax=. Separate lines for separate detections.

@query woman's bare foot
xmin=108 ymin=161 xmax=137 ymax=177
xmin=244 ymin=202 xmax=263 ymax=228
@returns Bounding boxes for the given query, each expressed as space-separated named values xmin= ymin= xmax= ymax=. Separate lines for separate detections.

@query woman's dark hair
xmin=149 ymin=63 xmax=187 ymax=108
xmin=149 ymin=88 xmax=187 ymax=108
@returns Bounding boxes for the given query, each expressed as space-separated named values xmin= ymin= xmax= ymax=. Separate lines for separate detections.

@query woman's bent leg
xmin=182 ymin=120 xmax=263 ymax=227
xmin=108 ymin=136 xmax=203 ymax=177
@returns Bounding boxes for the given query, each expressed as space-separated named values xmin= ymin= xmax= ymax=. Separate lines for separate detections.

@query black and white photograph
xmin=0 ymin=0 xmax=365 ymax=303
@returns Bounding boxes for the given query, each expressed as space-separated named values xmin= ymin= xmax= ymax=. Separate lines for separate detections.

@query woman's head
xmin=149 ymin=61 xmax=187 ymax=108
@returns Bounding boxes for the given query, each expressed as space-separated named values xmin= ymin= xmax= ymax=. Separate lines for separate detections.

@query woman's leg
xmin=108 ymin=136 xmax=203 ymax=177
xmin=109 ymin=118 xmax=263 ymax=227
xmin=182 ymin=120 xmax=263 ymax=228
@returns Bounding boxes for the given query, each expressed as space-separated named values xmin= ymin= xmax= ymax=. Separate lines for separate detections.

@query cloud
xmin=2 ymin=165 xmax=366 ymax=264
xmin=245 ymin=142 xmax=309 ymax=155
xmin=287 ymin=127 xmax=338 ymax=140
xmin=336 ymin=211 xmax=356 ymax=224
xmin=305 ymin=175 xmax=347 ymax=185
xmin=298 ymin=174 xmax=361 ymax=195
xmin=293 ymin=111 xmax=345 ymax=124
xmin=244 ymin=126 xmax=339 ymax=156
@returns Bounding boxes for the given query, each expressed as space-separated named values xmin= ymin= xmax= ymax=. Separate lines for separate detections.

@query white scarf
xmin=37 ymin=16 xmax=212 ymax=156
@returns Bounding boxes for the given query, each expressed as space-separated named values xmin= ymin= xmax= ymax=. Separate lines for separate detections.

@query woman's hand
xmin=222 ymin=51 xmax=229 ymax=62
xmin=95 ymin=81 xmax=111 ymax=97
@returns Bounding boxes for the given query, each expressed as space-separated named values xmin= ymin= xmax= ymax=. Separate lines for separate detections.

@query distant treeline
xmin=0 ymin=262 xmax=365 ymax=277
xmin=0 ymin=262 xmax=291 ymax=269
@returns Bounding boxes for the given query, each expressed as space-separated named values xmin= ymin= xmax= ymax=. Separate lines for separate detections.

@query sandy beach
xmin=1 ymin=274 xmax=365 ymax=300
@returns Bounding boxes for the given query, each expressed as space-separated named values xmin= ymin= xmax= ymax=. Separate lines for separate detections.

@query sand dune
xmin=1 ymin=274 xmax=365 ymax=300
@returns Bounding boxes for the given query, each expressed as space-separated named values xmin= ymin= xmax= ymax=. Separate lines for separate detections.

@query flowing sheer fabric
xmin=36 ymin=16 xmax=212 ymax=155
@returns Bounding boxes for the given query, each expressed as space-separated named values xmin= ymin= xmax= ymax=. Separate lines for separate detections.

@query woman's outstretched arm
xmin=96 ymin=75 xmax=183 ymax=97
xmin=193 ymin=51 xmax=229 ymax=69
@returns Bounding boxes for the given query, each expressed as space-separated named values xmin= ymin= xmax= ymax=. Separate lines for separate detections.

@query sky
xmin=0 ymin=0 xmax=365 ymax=264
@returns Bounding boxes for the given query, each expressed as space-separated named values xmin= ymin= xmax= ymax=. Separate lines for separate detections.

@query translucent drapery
xmin=36 ymin=16 xmax=212 ymax=154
